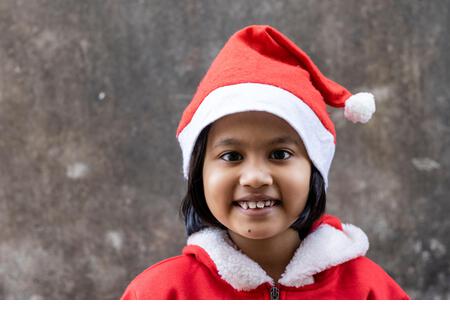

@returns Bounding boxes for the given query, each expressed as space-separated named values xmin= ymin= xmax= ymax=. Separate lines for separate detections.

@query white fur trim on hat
xmin=187 ymin=223 xmax=369 ymax=291
xmin=344 ymin=92 xmax=376 ymax=123
xmin=177 ymin=83 xmax=335 ymax=190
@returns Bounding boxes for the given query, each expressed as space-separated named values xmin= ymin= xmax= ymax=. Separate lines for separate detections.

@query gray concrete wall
xmin=0 ymin=0 xmax=448 ymax=299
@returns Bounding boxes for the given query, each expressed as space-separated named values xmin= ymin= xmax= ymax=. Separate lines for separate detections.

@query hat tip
xmin=344 ymin=92 xmax=376 ymax=124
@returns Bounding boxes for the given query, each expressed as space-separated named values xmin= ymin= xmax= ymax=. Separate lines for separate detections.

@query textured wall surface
xmin=0 ymin=0 xmax=448 ymax=299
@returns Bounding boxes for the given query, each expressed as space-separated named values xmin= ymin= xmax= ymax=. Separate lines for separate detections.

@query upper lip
xmin=234 ymin=194 xmax=279 ymax=202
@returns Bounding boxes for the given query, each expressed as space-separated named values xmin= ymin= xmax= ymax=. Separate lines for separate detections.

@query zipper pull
xmin=270 ymin=286 xmax=280 ymax=300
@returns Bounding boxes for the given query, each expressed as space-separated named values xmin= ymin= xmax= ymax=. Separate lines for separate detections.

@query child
xmin=121 ymin=25 xmax=409 ymax=299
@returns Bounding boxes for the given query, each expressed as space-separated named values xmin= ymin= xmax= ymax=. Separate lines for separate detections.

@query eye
xmin=270 ymin=150 xmax=292 ymax=160
xmin=220 ymin=151 xmax=243 ymax=162
xmin=219 ymin=150 xmax=292 ymax=161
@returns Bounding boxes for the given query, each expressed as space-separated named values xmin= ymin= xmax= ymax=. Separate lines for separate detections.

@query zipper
xmin=269 ymin=285 xmax=280 ymax=300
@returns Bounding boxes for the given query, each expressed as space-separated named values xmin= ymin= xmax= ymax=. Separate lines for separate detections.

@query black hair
xmin=179 ymin=124 xmax=326 ymax=240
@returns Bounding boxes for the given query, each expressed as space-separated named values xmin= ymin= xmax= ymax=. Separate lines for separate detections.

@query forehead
xmin=207 ymin=111 xmax=303 ymax=147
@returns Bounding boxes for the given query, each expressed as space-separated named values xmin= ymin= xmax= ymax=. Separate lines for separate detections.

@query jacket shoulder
xmin=121 ymin=254 xmax=202 ymax=300
xmin=337 ymin=256 xmax=410 ymax=299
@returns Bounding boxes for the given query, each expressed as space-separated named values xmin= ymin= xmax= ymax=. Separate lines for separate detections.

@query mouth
xmin=232 ymin=200 xmax=281 ymax=216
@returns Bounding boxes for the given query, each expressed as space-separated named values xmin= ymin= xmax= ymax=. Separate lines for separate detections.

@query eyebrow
xmin=213 ymin=136 xmax=301 ymax=149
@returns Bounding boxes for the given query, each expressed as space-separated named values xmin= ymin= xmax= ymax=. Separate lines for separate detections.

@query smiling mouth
xmin=232 ymin=200 xmax=281 ymax=210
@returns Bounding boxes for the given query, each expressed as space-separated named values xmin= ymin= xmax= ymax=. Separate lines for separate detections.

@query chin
xmin=235 ymin=225 xmax=280 ymax=240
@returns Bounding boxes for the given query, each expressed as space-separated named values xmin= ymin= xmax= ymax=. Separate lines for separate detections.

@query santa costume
xmin=121 ymin=25 xmax=409 ymax=300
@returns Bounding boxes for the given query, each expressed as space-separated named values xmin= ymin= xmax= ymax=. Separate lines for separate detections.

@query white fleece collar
xmin=187 ymin=223 xmax=369 ymax=291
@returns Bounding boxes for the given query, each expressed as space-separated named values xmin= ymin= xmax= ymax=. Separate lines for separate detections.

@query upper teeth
xmin=237 ymin=200 xmax=275 ymax=210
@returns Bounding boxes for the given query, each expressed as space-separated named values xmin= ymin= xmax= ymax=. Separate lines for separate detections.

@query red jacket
xmin=121 ymin=214 xmax=409 ymax=300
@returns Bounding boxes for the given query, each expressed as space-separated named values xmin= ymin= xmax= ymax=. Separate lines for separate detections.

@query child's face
xmin=203 ymin=111 xmax=311 ymax=240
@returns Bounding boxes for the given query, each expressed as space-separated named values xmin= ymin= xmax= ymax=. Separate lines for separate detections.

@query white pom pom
xmin=344 ymin=92 xmax=376 ymax=123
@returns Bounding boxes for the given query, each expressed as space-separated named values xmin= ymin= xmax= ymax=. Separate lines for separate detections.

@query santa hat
xmin=176 ymin=25 xmax=375 ymax=190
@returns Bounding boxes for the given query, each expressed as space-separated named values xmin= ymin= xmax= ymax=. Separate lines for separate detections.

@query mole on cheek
xmin=248 ymin=229 xmax=251 ymax=233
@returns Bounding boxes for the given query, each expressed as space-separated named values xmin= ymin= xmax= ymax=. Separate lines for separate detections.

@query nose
xmin=239 ymin=161 xmax=273 ymax=188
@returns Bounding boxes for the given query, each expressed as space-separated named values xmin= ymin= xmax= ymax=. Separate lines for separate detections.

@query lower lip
xmin=233 ymin=202 xmax=280 ymax=217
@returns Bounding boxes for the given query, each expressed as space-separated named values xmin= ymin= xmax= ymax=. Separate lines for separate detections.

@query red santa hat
xmin=176 ymin=25 xmax=375 ymax=190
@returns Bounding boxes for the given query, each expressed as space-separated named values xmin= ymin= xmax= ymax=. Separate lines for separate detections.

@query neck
xmin=227 ymin=228 xmax=301 ymax=282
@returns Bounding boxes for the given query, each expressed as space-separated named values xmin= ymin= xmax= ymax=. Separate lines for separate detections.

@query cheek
xmin=279 ymin=163 xmax=311 ymax=211
xmin=203 ymin=165 xmax=235 ymax=211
